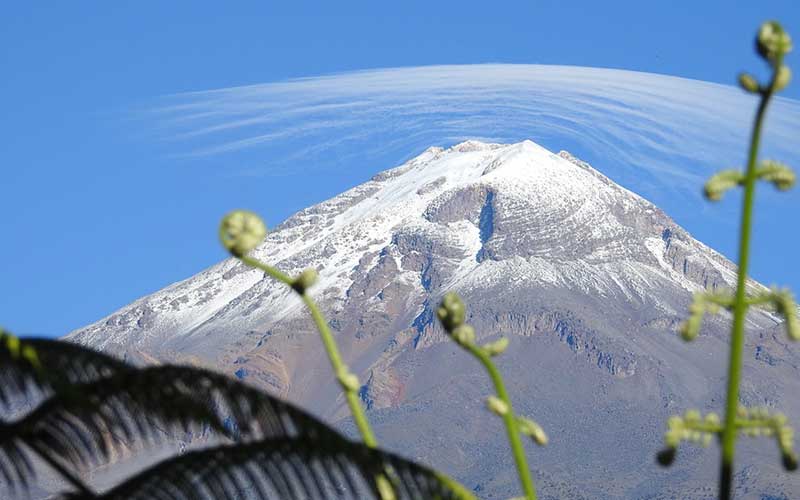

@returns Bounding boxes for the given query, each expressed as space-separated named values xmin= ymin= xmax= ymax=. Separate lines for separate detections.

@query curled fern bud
xmin=738 ymin=73 xmax=761 ymax=93
xmin=517 ymin=416 xmax=548 ymax=446
xmin=486 ymin=395 xmax=509 ymax=416
xmin=483 ymin=337 xmax=509 ymax=356
xmin=219 ymin=210 xmax=267 ymax=257
xmin=291 ymin=268 xmax=318 ymax=295
xmin=452 ymin=325 xmax=476 ymax=346
xmin=775 ymin=65 xmax=792 ymax=92
xmin=656 ymin=447 xmax=676 ymax=467
xmin=437 ymin=292 xmax=466 ymax=332
xmin=758 ymin=160 xmax=796 ymax=191
xmin=704 ymin=169 xmax=745 ymax=201
xmin=757 ymin=21 xmax=793 ymax=64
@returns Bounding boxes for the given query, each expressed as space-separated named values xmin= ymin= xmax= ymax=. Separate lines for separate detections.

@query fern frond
xmin=0 ymin=337 xmax=128 ymax=408
xmin=0 ymin=366 xmax=231 ymax=487
xmin=67 ymin=436 xmax=472 ymax=500
xmin=1 ymin=363 xmax=439 ymax=494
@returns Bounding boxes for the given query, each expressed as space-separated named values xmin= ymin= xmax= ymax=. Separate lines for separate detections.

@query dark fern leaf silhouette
xmin=60 ymin=436 xmax=468 ymax=500
xmin=0 ymin=340 xmax=473 ymax=499
xmin=0 ymin=336 xmax=128 ymax=408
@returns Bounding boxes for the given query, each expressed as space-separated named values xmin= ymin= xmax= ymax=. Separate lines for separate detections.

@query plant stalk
xmin=465 ymin=343 xmax=537 ymax=500
xmin=240 ymin=255 xmax=378 ymax=447
xmin=718 ymin=71 xmax=778 ymax=500
xmin=302 ymin=294 xmax=378 ymax=447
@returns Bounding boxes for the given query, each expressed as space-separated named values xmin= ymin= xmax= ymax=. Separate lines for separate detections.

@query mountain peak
xmin=69 ymin=139 xmax=747 ymax=355
xmin=64 ymin=139 xmax=795 ymax=498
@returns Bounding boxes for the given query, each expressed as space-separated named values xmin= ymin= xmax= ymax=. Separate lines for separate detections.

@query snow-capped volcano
xmin=68 ymin=140 xmax=741 ymax=354
xmin=67 ymin=140 xmax=799 ymax=498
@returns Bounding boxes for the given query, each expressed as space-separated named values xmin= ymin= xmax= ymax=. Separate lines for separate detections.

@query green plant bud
xmin=517 ymin=417 xmax=548 ymax=446
xmin=705 ymin=412 xmax=721 ymax=426
xmin=219 ymin=210 xmax=267 ymax=257
xmin=701 ymin=433 xmax=713 ymax=447
xmin=678 ymin=318 xmax=699 ymax=341
xmin=5 ymin=334 xmax=20 ymax=358
xmin=486 ymin=395 xmax=509 ymax=416
xmin=758 ymin=160 xmax=796 ymax=191
xmin=685 ymin=409 xmax=701 ymax=423
xmin=738 ymin=72 xmax=761 ymax=93
xmin=775 ymin=65 xmax=792 ymax=91
xmin=437 ymin=292 xmax=466 ymax=332
xmin=756 ymin=21 xmax=793 ymax=63
xmin=336 ymin=367 xmax=360 ymax=392
xmin=737 ymin=405 xmax=749 ymax=418
xmin=482 ymin=337 xmax=509 ymax=356
xmin=703 ymin=169 xmax=745 ymax=201
xmin=665 ymin=429 xmax=681 ymax=448
xmin=291 ymin=268 xmax=318 ymax=294
xmin=778 ymin=425 xmax=794 ymax=445
xmin=656 ymin=447 xmax=676 ymax=467
xmin=774 ymin=413 xmax=788 ymax=426
xmin=452 ymin=325 xmax=475 ymax=346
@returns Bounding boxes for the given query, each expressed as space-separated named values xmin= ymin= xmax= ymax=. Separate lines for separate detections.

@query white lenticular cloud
xmin=151 ymin=64 xmax=800 ymax=219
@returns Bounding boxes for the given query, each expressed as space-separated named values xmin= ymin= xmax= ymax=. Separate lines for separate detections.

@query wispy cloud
xmin=149 ymin=64 xmax=800 ymax=222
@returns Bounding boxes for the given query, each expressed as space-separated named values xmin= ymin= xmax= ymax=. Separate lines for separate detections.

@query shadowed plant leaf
xmin=61 ymin=436 xmax=472 ymax=500
xmin=0 ymin=362 xmax=325 ymax=485
xmin=0 ymin=337 xmax=129 ymax=408
xmin=0 ymin=355 xmax=474 ymax=499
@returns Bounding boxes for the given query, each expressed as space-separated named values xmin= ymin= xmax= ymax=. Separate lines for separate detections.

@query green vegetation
xmin=655 ymin=20 xmax=798 ymax=500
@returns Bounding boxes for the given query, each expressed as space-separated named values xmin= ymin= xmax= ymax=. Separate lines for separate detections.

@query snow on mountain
xmin=64 ymin=139 xmax=798 ymax=499
xmin=68 ymin=140 xmax=753 ymax=352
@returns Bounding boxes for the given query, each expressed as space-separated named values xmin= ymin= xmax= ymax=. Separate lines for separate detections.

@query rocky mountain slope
xmin=65 ymin=140 xmax=800 ymax=499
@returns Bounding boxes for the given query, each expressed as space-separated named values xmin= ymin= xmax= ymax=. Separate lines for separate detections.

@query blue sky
xmin=2 ymin=2 xmax=799 ymax=337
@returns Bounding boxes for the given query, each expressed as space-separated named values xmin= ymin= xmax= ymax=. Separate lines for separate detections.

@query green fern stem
xmin=301 ymin=294 xmax=378 ymax=447
xmin=239 ymin=255 xmax=378 ymax=447
xmin=463 ymin=342 xmax=537 ymax=500
xmin=719 ymin=56 xmax=782 ymax=500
